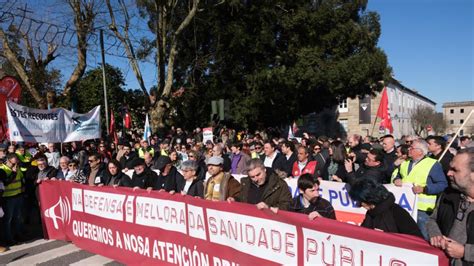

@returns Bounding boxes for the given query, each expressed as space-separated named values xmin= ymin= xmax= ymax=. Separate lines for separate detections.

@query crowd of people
xmin=0 ymin=127 xmax=472 ymax=264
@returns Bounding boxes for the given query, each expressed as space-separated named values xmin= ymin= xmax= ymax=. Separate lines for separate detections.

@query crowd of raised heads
xmin=0 ymin=127 xmax=473 ymax=263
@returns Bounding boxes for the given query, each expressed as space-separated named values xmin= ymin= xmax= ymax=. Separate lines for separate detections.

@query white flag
xmin=143 ymin=114 xmax=152 ymax=143
xmin=288 ymin=125 xmax=294 ymax=139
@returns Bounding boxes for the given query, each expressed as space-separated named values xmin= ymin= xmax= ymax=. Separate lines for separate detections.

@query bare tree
xmin=0 ymin=0 xmax=97 ymax=108
xmin=106 ymin=0 xmax=200 ymax=130
xmin=411 ymin=105 xmax=446 ymax=136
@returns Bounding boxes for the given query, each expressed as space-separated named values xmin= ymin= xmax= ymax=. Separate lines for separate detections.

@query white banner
xmin=7 ymin=101 xmax=100 ymax=143
xmin=286 ymin=179 xmax=418 ymax=222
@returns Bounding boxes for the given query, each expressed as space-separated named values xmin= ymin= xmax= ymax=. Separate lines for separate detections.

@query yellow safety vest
xmin=1 ymin=164 xmax=24 ymax=197
xmin=391 ymin=159 xmax=410 ymax=181
xmin=399 ymin=157 xmax=438 ymax=212
xmin=15 ymin=152 xmax=31 ymax=172
xmin=138 ymin=147 xmax=155 ymax=159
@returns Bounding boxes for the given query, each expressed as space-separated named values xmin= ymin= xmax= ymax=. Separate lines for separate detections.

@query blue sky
xmin=27 ymin=0 xmax=472 ymax=111
xmin=367 ymin=0 xmax=473 ymax=109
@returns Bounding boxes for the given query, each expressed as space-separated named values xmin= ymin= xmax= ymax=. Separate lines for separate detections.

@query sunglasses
xmin=68 ymin=164 xmax=76 ymax=167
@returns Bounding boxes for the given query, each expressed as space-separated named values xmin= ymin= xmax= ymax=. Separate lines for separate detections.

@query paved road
xmin=0 ymin=239 xmax=124 ymax=266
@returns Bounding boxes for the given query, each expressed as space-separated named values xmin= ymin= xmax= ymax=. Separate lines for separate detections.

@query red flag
xmin=109 ymin=110 xmax=118 ymax=144
xmin=124 ymin=111 xmax=131 ymax=129
xmin=0 ymin=76 xmax=22 ymax=141
xmin=376 ymin=88 xmax=393 ymax=133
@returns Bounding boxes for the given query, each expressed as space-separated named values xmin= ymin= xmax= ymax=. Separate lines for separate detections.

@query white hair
xmin=412 ymin=139 xmax=429 ymax=155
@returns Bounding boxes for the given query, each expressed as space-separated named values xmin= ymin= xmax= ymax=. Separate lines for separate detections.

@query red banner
xmin=39 ymin=181 xmax=448 ymax=265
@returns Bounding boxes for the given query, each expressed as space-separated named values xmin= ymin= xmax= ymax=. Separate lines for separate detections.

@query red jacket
xmin=291 ymin=160 xmax=317 ymax=178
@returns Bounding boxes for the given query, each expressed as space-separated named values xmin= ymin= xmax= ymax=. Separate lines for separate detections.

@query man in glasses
xmin=84 ymin=153 xmax=107 ymax=186
xmin=393 ymin=139 xmax=447 ymax=240
xmin=427 ymin=147 xmax=474 ymax=265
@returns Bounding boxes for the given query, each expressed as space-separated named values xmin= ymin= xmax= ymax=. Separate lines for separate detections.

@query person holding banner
xmin=349 ymin=178 xmax=423 ymax=238
xmin=178 ymin=160 xmax=204 ymax=198
xmin=146 ymin=156 xmax=184 ymax=193
xmin=204 ymin=156 xmax=240 ymax=202
xmin=84 ymin=153 xmax=107 ymax=186
xmin=100 ymin=160 xmax=131 ymax=187
xmin=427 ymin=147 xmax=474 ymax=265
xmin=290 ymin=173 xmax=336 ymax=220
xmin=239 ymin=159 xmax=292 ymax=212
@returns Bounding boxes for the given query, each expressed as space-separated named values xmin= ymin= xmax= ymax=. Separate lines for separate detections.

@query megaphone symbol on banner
xmin=44 ymin=196 xmax=71 ymax=230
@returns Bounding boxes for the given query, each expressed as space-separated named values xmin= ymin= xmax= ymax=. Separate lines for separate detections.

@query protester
xmin=99 ymin=160 xmax=131 ymax=187
xmin=128 ymin=158 xmax=156 ymax=190
xmin=345 ymin=148 xmax=386 ymax=185
xmin=239 ymin=159 xmax=291 ymax=212
xmin=260 ymin=141 xmax=285 ymax=172
xmin=427 ymin=135 xmax=454 ymax=176
xmin=146 ymin=156 xmax=184 ymax=192
xmin=393 ymin=139 xmax=448 ymax=240
xmin=290 ymin=146 xmax=317 ymax=179
xmin=290 ymin=173 xmax=336 ymax=220
xmin=391 ymin=144 xmax=410 ymax=180
xmin=211 ymin=144 xmax=231 ymax=172
xmin=143 ymin=152 xmax=156 ymax=170
xmin=229 ymin=142 xmax=251 ymax=175
xmin=0 ymin=153 xmax=24 ymax=245
xmin=178 ymin=160 xmax=204 ymax=198
xmin=34 ymin=156 xmax=58 ymax=183
xmin=381 ymin=134 xmax=398 ymax=183
xmin=68 ymin=159 xmax=87 ymax=184
xmin=427 ymin=147 xmax=474 ymax=265
xmin=84 ymin=153 xmax=107 ymax=186
xmin=137 ymin=139 xmax=155 ymax=159
xmin=56 ymin=156 xmax=71 ymax=180
xmin=119 ymin=143 xmax=136 ymax=171
xmin=322 ymin=140 xmax=349 ymax=182
xmin=280 ymin=140 xmax=297 ymax=177
xmin=203 ymin=156 xmax=240 ymax=201
xmin=349 ymin=178 xmax=423 ymax=238
xmin=0 ymin=169 xmax=7 ymax=252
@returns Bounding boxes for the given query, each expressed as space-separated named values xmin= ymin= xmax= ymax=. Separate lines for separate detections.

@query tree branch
xmin=106 ymin=0 xmax=150 ymax=100
xmin=0 ymin=28 xmax=45 ymax=107
xmin=63 ymin=0 xmax=95 ymax=96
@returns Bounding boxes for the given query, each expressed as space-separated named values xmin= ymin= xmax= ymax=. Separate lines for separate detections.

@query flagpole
xmin=100 ymin=30 xmax=110 ymax=135
xmin=438 ymin=109 xmax=474 ymax=161
xmin=370 ymin=115 xmax=378 ymax=137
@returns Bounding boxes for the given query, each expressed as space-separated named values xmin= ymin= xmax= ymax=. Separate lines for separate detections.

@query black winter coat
xmin=361 ymin=193 xmax=423 ymax=238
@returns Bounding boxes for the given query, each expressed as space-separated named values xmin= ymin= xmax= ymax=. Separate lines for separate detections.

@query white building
xmin=337 ymin=78 xmax=436 ymax=139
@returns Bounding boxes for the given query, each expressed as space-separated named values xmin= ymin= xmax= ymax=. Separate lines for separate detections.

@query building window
xmin=450 ymin=109 xmax=454 ymax=114
xmin=338 ymin=99 xmax=348 ymax=113
xmin=460 ymin=109 xmax=464 ymax=113
xmin=460 ymin=119 xmax=464 ymax=124
xmin=450 ymin=120 xmax=454 ymax=125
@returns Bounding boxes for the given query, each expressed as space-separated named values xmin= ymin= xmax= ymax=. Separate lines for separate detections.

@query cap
xmin=154 ymin=156 xmax=172 ymax=170
xmin=206 ymin=156 xmax=223 ymax=166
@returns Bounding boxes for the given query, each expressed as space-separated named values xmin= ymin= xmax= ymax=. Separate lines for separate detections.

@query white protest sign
xmin=203 ymin=127 xmax=213 ymax=143
xmin=7 ymin=101 xmax=100 ymax=143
